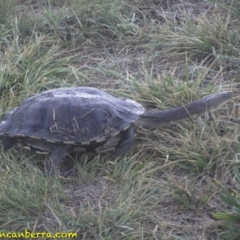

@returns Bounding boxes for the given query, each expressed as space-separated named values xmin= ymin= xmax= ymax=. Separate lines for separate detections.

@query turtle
xmin=0 ymin=87 xmax=232 ymax=175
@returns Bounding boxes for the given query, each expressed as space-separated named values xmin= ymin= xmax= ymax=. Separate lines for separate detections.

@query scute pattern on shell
xmin=0 ymin=87 xmax=144 ymax=144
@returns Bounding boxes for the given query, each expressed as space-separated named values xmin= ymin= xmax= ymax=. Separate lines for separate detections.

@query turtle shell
xmin=0 ymin=87 xmax=144 ymax=145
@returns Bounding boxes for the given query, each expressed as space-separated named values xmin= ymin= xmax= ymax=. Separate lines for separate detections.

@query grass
xmin=0 ymin=0 xmax=239 ymax=239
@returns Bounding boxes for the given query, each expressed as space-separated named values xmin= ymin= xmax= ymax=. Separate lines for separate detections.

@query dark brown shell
xmin=0 ymin=87 xmax=144 ymax=145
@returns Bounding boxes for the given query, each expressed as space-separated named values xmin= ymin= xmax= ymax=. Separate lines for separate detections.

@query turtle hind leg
xmin=46 ymin=144 xmax=67 ymax=176
xmin=2 ymin=136 xmax=17 ymax=152
xmin=115 ymin=126 xmax=136 ymax=157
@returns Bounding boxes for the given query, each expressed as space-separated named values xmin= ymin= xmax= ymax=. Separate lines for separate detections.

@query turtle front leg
xmin=115 ymin=126 xmax=136 ymax=157
xmin=94 ymin=127 xmax=136 ymax=158
xmin=46 ymin=144 xmax=67 ymax=175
